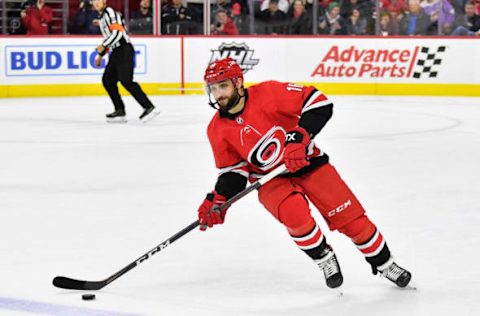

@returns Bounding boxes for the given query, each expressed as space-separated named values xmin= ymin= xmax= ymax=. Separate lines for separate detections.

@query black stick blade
xmin=52 ymin=276 xmax=106 ymax=290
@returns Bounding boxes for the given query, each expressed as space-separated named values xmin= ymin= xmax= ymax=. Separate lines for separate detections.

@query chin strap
xmin=208 ymin=86 xmax=245 ymax=118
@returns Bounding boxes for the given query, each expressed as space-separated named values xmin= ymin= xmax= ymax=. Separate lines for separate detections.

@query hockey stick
xmin=52 ymin=164 xmax=287 ymax=291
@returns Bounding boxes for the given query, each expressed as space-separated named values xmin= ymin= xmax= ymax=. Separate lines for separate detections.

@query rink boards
xmin=0 ymin=36 xmax=479 ymax=97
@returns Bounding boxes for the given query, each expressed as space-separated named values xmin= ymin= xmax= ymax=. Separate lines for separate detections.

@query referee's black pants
xmin=102 ymin=43 xmax=153 ymax=112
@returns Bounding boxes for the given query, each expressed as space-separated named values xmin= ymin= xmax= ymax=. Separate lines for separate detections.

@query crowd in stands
xmin=4 ymin=0 xmax=479 ymax=36
xmin=19 ymin=0 xmax=53 ymax=35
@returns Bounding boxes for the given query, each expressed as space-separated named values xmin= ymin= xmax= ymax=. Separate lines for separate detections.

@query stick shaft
xmin=53 ymin=164 xmax=287 ymax=290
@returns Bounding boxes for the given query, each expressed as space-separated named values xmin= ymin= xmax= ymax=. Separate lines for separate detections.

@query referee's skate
xmin=106 ymin=110 xmax=127 ymax=123
xmin=139 ymin=106 xmax=160 ymax=123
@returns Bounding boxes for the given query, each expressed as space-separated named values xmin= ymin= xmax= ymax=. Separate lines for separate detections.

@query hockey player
xmin=93 ymin=0 xmax=158 ymax=123
xmin=197 ymin=57 xmax=412 ymax=289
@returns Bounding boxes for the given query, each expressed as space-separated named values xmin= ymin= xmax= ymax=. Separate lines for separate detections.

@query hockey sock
xmin=277 ymin=193 xmax=329 ymax=260
xmin=355 ymin=228 xmax=391 ymax=274
xmin=338 ymin=215 xmax=391 ymax=274
xmin=290 ymin=224 xmax=328 ymax=260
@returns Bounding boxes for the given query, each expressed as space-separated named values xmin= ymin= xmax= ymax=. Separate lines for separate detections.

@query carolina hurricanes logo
xmin=248 ymin=126 xmax=286 ymax=170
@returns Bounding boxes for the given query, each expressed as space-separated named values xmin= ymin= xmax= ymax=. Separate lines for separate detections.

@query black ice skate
xmin=376 ymin=258 xmax=412 ymax=288
xmin=314 ymin=245 xmax=344 ymax=289
xmin=106 ymin=110 xmax=127 ymax=123
xmin=139 ymin=106 xmax=159 ymax=122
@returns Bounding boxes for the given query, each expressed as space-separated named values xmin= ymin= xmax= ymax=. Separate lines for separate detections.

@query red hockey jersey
xmin=207 ymin=81 xmax=332 ymax=180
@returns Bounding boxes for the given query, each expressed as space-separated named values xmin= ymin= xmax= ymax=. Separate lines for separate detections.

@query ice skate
xmin=376 ymin=258 xmax=412 ymax=288
xmin=106 ymin=110 xmax=127 ymax=123
xmin=314 ymin=245 xmax=344 ymax=289
xmin=139 ymin=106 xmax=159 ymax=122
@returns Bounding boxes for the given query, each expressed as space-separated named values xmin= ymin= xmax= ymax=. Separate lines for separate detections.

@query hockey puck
xmin=82 ymin=294 xmax=96 ymax=301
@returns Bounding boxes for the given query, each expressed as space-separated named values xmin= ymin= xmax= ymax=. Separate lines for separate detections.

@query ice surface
xmin=0 ymin=95 xmax=479 ymax=316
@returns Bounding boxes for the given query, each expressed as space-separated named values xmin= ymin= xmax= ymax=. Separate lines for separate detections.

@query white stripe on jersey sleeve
xmin=106 ymin=7 xmax=118 ymax=23
xmin=103 ymin=30 xmax=117 ymax=47
xmin=218 ymin=161 xmax=249 ymax=178
xmin=301 ymin=90 xmax=332 ymax=114
xmin=110 ymin=30 xmax=123 ymax=47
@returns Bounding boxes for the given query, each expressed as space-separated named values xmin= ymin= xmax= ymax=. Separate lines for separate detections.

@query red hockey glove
xmin=284 ymin=127 xmax=311 ymax=173
xmin=198 ymin=191 xmax=228 ymax=231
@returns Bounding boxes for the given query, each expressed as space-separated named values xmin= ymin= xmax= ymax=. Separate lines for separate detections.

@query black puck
xmin=82 ymin=294 xmax=96 ymax=300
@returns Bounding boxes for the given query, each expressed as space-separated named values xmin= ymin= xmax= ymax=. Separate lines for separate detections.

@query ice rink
xmin=0 ymin=94 xmax=479 ymax=316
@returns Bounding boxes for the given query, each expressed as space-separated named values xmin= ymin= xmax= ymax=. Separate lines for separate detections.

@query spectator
xmin=232 ymin=0 xmax=250 ymax=15
xmin=451 ymin=1 xmax=480 ymax=34
xmin=341 ymin=0 xmax=374 ymax=19
xmin=211 ymin=0 xmax=233 ymax=17
xmin=130 ymin=0 xmax=153 ymax=34
xmin=260 ymin=0 xmax=290 ymax=13
xmin=258 ymin=0 xmax=288 ymax=34
xmin=447 ymin=0 xmax=466 ymax=17
xmin=399 ymin=0 xmax=432 ymax=35
xmin=231 ymin=0 xmax=250 ymax=33
xmin=318 ymin=0 xmax=334 ymax=17
xmin=70 ymin=0 xmax=100 ymax=34
xmin=379 ymin=10 xmax=398 ymax=34
xmin=8 ymin=1 xmax=27 ymax=34
xmin=381 ymin=0 xmax=408 ymax=32
xmin=288 ymin=0 xmax=313 ymax=34
xmin=346 ymin=7 xmax=368 ymax=34
xmin=340 ymin=0 xmax=375 ymax=33
xmin=211 ymin=9 xmax=240 ymax=34
xmin=161 ymin=0 xmax=196 ymax=34
xmin=381 ymin=0 xmax=409 ymax=15
xmin=20 ymin=0 xmax=53 ymax=35
xmin=421 ymin=0 xmax=456 ymax=34
xmin=318 ymin=2 xmax=347 ymax=34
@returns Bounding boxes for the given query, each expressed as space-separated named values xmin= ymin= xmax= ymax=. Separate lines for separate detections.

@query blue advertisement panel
xmin=4 ymin=44 xmax=147 ymax=77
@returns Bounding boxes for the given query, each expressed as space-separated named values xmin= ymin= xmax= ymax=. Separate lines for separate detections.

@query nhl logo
xmin=210 ymin=42 xmax=260 ymax=74
xmin=236 ymin=116 xmax=244 ymax=124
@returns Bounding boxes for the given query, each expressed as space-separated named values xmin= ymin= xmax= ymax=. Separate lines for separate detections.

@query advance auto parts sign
xmin=311 ymin=45 xmax=446 ymax=80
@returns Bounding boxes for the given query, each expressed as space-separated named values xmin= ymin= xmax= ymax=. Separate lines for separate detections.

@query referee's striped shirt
xmin=99 ymin=6 xmax=131 ymax=49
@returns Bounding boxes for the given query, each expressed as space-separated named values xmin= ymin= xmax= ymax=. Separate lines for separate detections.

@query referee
xmin=93 ymin=0 xmax=158 ymax=123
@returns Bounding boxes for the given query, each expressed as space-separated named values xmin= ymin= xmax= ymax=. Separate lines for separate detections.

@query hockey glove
xmin=284 ymin=127 xmax=311 ymax=173
xmin=198 ymin=191 xmax=228 ymax=231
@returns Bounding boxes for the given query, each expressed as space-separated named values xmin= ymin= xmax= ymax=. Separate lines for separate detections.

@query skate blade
xmin=141 ymin=110 xmax=160 ymax=123
xmin=106 ymin=117 xmax=127 ymax=123
xmin=333 ymin=286 xmax=344 ymax=297
xmin=404 ymin=282 xmax=417 ymax=291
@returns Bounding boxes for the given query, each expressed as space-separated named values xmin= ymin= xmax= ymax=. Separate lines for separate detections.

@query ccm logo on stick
xmin=137 ymin=240 xmax=171 ymax=264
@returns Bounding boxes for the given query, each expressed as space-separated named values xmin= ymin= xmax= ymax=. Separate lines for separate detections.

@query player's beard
xmin=218 ymin=88 xmax=242 ymax=118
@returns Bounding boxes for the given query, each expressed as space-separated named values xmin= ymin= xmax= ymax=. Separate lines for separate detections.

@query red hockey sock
xmin=338 ymin=215 xmax=391 ymax=268
xmin=290 ymin=224 xmax=327 ymax=259
xmin=338 ymin=215 xmax=376 ymax=244
xmin=278 ymin=193 xmax=327 ymax=259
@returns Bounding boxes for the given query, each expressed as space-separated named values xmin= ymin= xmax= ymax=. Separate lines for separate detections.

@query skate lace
xmin=318 ymin=254 xmax=340 ymax=278
xmin=383 ymin=263 xmax=404 ymax=281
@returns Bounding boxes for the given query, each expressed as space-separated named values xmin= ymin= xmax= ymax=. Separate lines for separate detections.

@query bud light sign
xmin=5 ymin=44 xmax=147 ymax=77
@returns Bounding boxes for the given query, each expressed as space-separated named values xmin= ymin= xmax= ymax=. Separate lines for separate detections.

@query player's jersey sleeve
xmin=207 ymin=118 xmax=249 ymax=179
xmin=262 ymin=81 xmax=333 ymax=138
xmin=266 ymin=81 xmax=332 ymax=116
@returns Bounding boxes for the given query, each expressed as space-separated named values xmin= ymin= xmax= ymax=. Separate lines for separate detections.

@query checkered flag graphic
xmin=412 ymin=46 xmax=446 ymax=79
